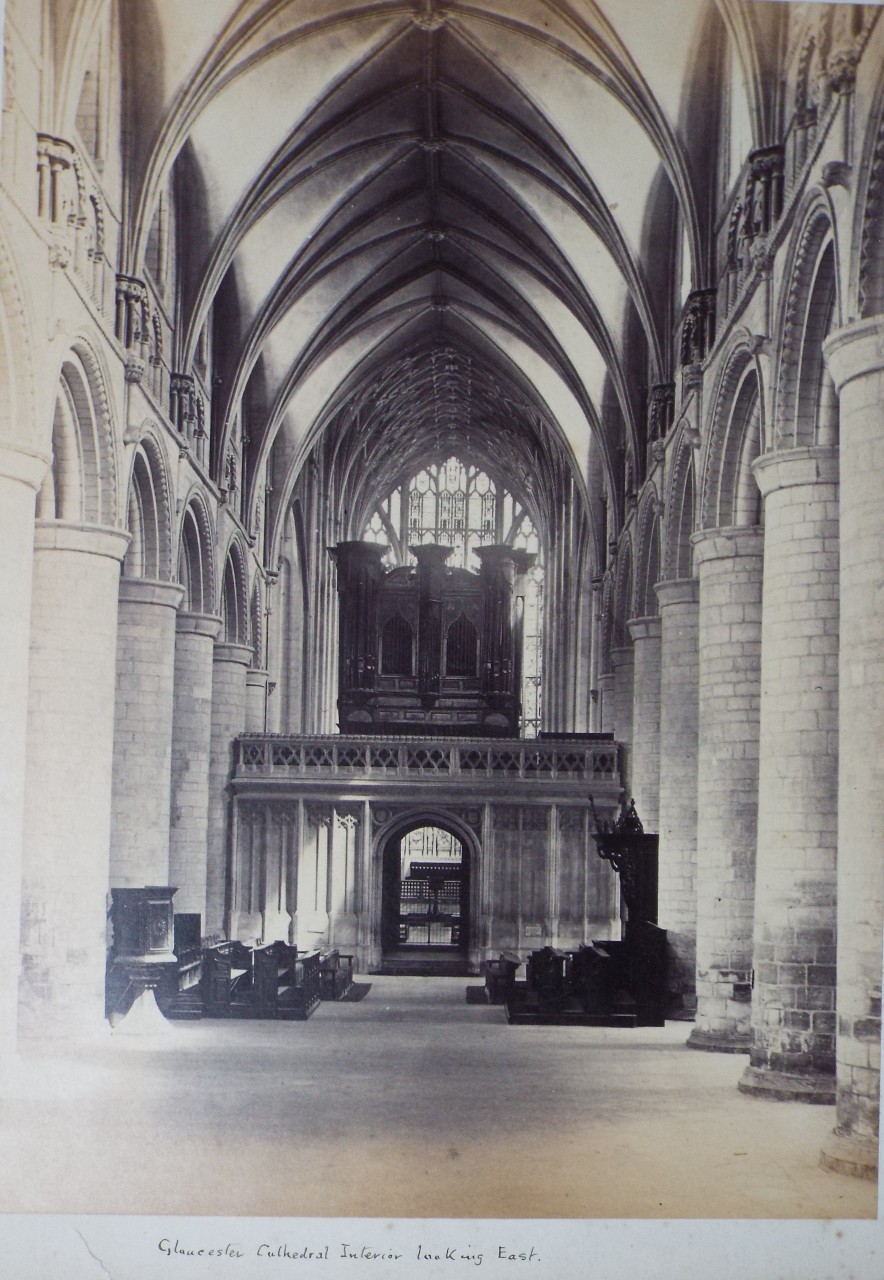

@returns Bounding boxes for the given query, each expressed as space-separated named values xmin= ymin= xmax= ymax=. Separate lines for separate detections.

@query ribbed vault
xmin=116 ymin=0 xmax=743 ymax=563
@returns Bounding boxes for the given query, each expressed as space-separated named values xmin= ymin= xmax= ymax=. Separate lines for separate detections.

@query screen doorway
xmin=381 ymin=824 xmax=468 ymax=955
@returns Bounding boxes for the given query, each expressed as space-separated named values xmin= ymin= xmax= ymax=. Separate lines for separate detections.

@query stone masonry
xmin=689 ymin=526 xmax=763 ymax=1052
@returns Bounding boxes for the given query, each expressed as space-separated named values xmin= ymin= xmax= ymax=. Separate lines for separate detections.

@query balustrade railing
xmin=235 ymin=734 xmax=618 ymax=782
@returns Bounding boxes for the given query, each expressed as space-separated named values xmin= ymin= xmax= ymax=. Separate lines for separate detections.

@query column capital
xmin=213 ymin=641 xmax=253 ymax=667
xmin=654 ymin=577 xmax=699 ymax=610
xmin=691 ymin=525 xmax=764 ymax=568
xmin=118 ymin=577 xmax=185 ymax=609
xmin=0 ymin=440 xmax=50 ymax=490
xmin=752 ymin=446 xmax=838 ymax=498
xmin=824 ymin=316 xmax=884 ymax=393
xmin=33 ymin=520 xmax=130 ymax=561
xmin=246 ymin=667 xmax=270 ymax=686
xmin=627 ymin=615 xmax=661 ymax=643
xmin=609 ymin=645 xmax=635 ymax=671
xmin=176 ymin=610 xmax=222 ymax=639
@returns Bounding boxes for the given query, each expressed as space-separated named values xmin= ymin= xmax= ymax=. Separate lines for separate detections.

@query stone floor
xmin=0 ymin=975 xmax=876 ymax=1220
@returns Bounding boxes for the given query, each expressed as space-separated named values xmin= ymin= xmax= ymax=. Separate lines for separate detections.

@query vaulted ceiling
xmin=119 ymin=0 xmax=742 ymax=552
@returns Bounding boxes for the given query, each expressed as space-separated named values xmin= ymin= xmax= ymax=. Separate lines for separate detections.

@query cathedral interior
xmin=1 ymin=0 xmax=884 ymax=1226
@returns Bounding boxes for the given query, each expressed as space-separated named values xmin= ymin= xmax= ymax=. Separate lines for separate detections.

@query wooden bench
xmin=289 ymin=948 xmax=322 ymax=1019
xmin=253 ymin=940 xmax=299 ymax=1018
xmin=526 ymin=946 xmax=570 ymax=1007
xmin=157 ymin=913 xmax=204 ymax=1019
xmin=567 ymin=942 xmax=614 ymax=1016
xmin=484 ymin=951 xmax=521 ymax=1004
xmin=201 ymin=940 xmax=254 ymax=1017
xmin=319 ymin=949 xmax=354 ymax=1000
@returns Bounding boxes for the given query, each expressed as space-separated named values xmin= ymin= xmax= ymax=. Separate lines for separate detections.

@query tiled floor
xmin=0 ymin=976 xmax=876 ymax=1219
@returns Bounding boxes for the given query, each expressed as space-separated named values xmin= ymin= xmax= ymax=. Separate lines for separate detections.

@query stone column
xmin=688 ymin=526 xmax=763 ymax=1052
xmin=19 ymin=521 xmax=130 ymax=1039
xmin=109 ymin=578 xmax=183 ymax=887
xmin=610 ymin=645 xmax=634 ymax=789
xmin=169 ymin=612 xmax=222 ymax=919
xmin=0 ymin=444 xmax=48 ymax=1059
xmin=205 ymin=641 xmax=251 ymax=937
xmin=627 ymin=616 xmax=662 ymax=829
xmin=655 ymin=577 xmax=700 ymax=1013
xmin=818 ymin=318 xmax=884 ymax=1178
xmin=739 ymin=448 xmax=839 ymax=1103
xmin=245 ymin=668 xmax=270 ymax=732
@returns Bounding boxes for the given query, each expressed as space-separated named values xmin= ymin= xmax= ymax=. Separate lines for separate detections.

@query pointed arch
xmin=36 ymin=340 xmax=118 ymax=525
xmin=663 ymin=429 xmax=696 ymax=580
xmin=0 ymin=226 xmax=37 ymax=446
xmin=775 ymin=199 xmax=839 ymax=450
xmin=122 ymin=428 xmax=174 ymax=579
xmin=220 ymin=534 xmax=251 ymax=648
xmin=633 ymin=488 xmax=661 ymax=617
xmin=250 ymin=577 xmax=265 ymax=669
xmin=177 ymin=488 xmax=217 ymax=614
xmin=701 ymin=343 xmax=764 ymax=530
xmin=611 ymin=535 xmax=634 ymax=649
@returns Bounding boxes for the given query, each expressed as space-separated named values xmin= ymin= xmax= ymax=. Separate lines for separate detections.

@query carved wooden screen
xmin=445 ymin=612 xmax=478 ymax=677
xmin=381 ymin=612 xmax=414 ymax=676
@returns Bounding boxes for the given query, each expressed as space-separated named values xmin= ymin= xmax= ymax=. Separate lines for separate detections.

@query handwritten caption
xmin=158 ymin=1240 xmax=540 ymax=1267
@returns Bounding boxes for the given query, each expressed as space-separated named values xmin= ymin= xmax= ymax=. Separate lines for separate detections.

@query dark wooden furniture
xmin=319 ymin=949 xmax=354 ymax=1000
xmin=484 ymin=951 xmax=521 ymax=1004
xmin=588 ymin=795 xmax=668 ymax=1026
xmin=526 ymin=946 xmax=570 ymax=1008
xmin=201 ymin=940 xmax=254 ymax=1017
xmin=106 ymin=885 xmax=178 ymax=1022
xmin=157 ymin=913 xmax=204 ymax=1019
xmin=591 ymin=924 xmax=668 ymax=1026
xmin=291 ymin=948 xmax=322 ymax=1019
xmin=252 ymin=940 xmax=299 ymax=1018
xmin=568 ymin=941 xmax=614 ymax=1016
xmin=330 ymin=539 xmax=535 ymax=736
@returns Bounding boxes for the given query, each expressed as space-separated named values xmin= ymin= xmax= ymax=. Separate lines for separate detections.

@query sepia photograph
xmin=0 ymin=0 xmax=882 ymax=1274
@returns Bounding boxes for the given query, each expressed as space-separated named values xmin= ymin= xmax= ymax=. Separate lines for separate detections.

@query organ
xmin=329 ymin=540 xmax=535 ymax=736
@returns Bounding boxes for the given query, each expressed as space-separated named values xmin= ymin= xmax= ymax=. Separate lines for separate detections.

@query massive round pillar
xmin=627 ymin=616 xmax=661 ymax=829
xmin=655 ymin=577 xmax=700 ymax=1013
xmin=739 ymin=448 xmax=839 ymax=1103
xmin=688 ymin=527 xmax=763 ymax=1052
xmin=169 ymin=612 xmax=222 ymax=919
xmin=818 ymin=318 xmax=884 ymax=1178
xmin=205 ymin=641 xmax=252 ymax=937
xmin=0 ymin=444 xmax=48 ymax=1059
xmin=109 ymin=577 xmax=183 ymax=887
xmin=19 ymin=521 xmax=130 ymax=1039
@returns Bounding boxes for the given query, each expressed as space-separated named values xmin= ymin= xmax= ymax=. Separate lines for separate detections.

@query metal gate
xmin=399 ymin=862 xmax=464 ymax=947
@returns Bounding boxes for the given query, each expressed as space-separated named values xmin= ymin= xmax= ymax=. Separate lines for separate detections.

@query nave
xmin=0 ymin=976 xmax=874 ymax=1220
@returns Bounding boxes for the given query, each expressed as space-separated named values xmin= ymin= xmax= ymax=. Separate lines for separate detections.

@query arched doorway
xmin=381 ymin=822 xmax=470 ymax=968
